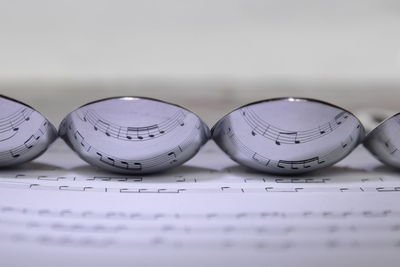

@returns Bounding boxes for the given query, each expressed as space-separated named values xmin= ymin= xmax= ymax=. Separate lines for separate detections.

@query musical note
xmin=93 ymin=120 xmax=110 ymax=137
xmin=125 ymin=125 xmax=160 ymax=140
xmin=277 ymin=157 xmax=325 ymax=170
xmin=133 ymin=162 xmax=142 ymax=170
xmin=0 ymin=108 xmax=33 ymax=138
xmin=105 ymin=125 xmax=111 ymax=137
xmin=9 ymin=150 xmax=20 ymax=158
xmin=275 ymin=135 xmax=280 ymax=145
xmin=319 ymin=125 xmax=326 ymax=135
xmin=79 ymin=109 xmax=186 ymax=142
xmin=275 ymin=132 xmax=299 ymax=145
xmin=24 ymin=136 xmax=35 ymax=149
xmin=21 ymin=109 xmax=30 ymax=121
xmin=240 ymin=107 xmax=350 ymax=145
xmin=341 ymin=134 xmax=353 ymax=148
xmin=82 ymin=111 xmax=88 ymax=122
xmin=168 ymin=151 xmax=178 ymax=163
xmin=251 ymin=126 xmax=257 ymax=136
xmin=10 ymin=121 xmax=19 ymax=132
xmin=0 ymin=119 xmax=54 ymax=164
xmin=126 ymin=127 xmax=142 ymax=140
xmin=334 ymin=111 xmax=347 ymax=125
xmin=252 ymin=153 xmax=270 ymax=166
xmin=120 ymin=161 xmax=129 ymax=169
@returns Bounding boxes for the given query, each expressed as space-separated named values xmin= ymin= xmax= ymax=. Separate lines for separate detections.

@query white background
xmin=0 ymin=0 xmax=399 ymax=123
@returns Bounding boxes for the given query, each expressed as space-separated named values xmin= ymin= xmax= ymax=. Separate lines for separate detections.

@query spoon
xmin=59 ymin=97 xmax=210 ymax=174
xmin=212 ymin=97 xmax=365 ymax=174
xmin=364 ymin=113 xmax=400 ymax=169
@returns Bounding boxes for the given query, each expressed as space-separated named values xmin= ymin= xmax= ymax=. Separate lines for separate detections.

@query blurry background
xmin=0 ymin=0 xmax=400 ymax=125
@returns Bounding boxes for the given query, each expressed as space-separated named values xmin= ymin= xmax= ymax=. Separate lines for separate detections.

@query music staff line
xmin=0 ymin=120 xmax=51 ymax=162
xmin=0 ymin=108 xmax=32 ymax=133
xmin=2 ymin=217 xmax=400 ymax=236
xmin=0 ymin=108 xmax=33 ymax=142
xmin=0 ymin=174 xmax=385 ymax=185
xmin=241 ymin=107 xmax=349 ymax=145
xmin=77 ymin=109 xmax=187 ymax=141
xmin=1 ymin=181 xmax=400 ymax=194
xmin=2 ymin=231 xmax=400 ymax=250
xmin=1 ymin=206 xmax=398 ymax=221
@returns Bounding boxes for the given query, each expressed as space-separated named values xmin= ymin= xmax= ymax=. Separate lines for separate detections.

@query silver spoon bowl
xmin=212 ymin=97 xmax=365 ymax=174
xmin=59 ymin=97 xmax=210 ymax=174
xmin=364 ymin=113 xmax=400 ymax=169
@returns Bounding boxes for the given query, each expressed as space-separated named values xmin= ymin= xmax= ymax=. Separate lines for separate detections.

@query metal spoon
xmin=364 ymin=113 xmax=400 ymax=169
xmin=212 ymin=97 xmax=365 ymax=174
xmin=59 ymin=97 xmax=210 ymax=174
xmin=0 ymin=95 xmax=57 ymax=167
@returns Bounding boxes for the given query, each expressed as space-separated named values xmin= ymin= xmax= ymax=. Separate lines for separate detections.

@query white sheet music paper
xmin=0 ymin=139 xmax=400 ymax=267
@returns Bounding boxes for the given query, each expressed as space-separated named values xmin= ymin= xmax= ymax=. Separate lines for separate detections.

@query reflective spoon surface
xmin=364 ymin=113 xmax=400 ymax=169
xmin=212 ymin=97 xmax=365 ymax=174
xmin=59 ymin=97 xmax=210 ymax=174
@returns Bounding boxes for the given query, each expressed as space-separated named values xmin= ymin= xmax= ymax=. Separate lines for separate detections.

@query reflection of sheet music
xmin=241 ymin=107 xmax=349 ymax=144
xmin=1 ymin=140 xmax=400 ymax=267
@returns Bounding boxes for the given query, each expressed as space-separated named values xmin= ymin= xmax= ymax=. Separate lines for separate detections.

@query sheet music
xmin=1 ymin=139 xmax=400 ymax=267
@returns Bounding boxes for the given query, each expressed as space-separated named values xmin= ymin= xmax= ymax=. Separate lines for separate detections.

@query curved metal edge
xmin=0 ymin=94 xmax=35 ymax=110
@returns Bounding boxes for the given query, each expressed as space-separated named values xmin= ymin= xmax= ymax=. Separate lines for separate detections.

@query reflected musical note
xmin=10 ymin=121 xmax=19 ymax=132
xmin=22 ymin=109 xmax=30 ymax=121
xmin=319 ymin=125 xmax=326 ymax=135
xmin=0 ymin=108 xmax=33 ymax=136
xmin=24 ymin=135 xmax=35 ymax=149
xmin=79 ymin=109 xmax=186 ymax=141
xmin=10 ymin=150 xmax=20 ymax=158
xmin=241 ymin=107 xmax=349 ymax=145
xmin=275 ymin=132 xmax=299 ymax=145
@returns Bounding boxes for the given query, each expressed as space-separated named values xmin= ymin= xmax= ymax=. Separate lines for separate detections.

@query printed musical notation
xmin=218 ymin=118 xmax=363 ymax=172
xmin=0 ymin=172 xmax=387 ymax=190
xmin=2 ymin=206 xmax=398 ymax=221
xmin=78 ymin=109 xmax=187 ymax=141
xmin=1 ymin=204 xmax=400 ymax=252
xmin=0 ymin=120 xmax=51 ymax=164
xmin=241 ymin=107 xmax=349 ymax=145
xmin=1 ymin=180 xmax=400 ymax=194
xmin=62 ymin=119 xmax=199 ymax=172
xmin=2 ymin=224 xmax=400 ymax=251
xmin=0 ymin=108 xmax=33 ymax=141
xmin=0 ymin=173 xmax=385 ymax=185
